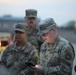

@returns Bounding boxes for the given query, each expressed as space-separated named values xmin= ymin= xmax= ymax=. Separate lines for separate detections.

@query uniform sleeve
xmin=20 ymin=48 xmax=39 ymax=75
xmin=29 ymin=48 xmax=39 ymax=64
xmin=1 ymin=45 xmax=14 ymax=68
xmin=41 ymin=43 xmax=75 ymax=75
xmin=58 ymin=43 xmax=75 ymax=75
xmin=1 ymin=46 xmax=10 ymax=63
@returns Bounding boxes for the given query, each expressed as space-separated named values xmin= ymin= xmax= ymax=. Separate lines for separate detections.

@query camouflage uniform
xmin=27 ymin=28 xmax=41 ymax=51
xmin=25 ymin=9 xmax=43 ymax=52
xmin=39 ymin=18 xmax=75 ymax=75
xmin=1 ymin=23 xmax=39 ymax=75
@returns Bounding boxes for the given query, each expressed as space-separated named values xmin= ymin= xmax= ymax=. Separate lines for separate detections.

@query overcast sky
xmin=0 ymin=0 xmax=76 ymax=26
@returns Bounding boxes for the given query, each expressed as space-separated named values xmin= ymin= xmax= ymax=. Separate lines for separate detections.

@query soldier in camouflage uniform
xmin=0 ymin=23 xmax=39 ymax=75
xmin=34 ymin=18 xmax=75 ymax=75
xmin=24 ymin=9 xmax=43 ymax=53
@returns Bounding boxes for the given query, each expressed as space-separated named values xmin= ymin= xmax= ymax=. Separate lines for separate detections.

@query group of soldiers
xmin=0 ymin=9 xmax=75 ymax=75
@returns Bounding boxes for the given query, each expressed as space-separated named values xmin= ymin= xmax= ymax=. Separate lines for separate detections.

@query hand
xmin=30 ymin=64 xmax=42 ymax=73
xmin=35 ymin=64 xmax=42 ymax=70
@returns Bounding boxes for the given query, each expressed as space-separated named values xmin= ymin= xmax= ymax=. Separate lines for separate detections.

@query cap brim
xmin=14 ymin=29 xmax=25 ymax=32
xmin=27 ymin=16 xmax=37 ymax=18
xmin=39 ymin=29 xmax=50 ymax=36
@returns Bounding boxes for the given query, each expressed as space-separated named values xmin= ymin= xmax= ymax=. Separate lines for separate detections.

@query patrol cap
xmin=14 ymin=23 xmax=28 ymax=33
xmin=25 ymin=9 xmax=37 ymax=18
xmin=39 ymin=18 xmax=56 ymax=36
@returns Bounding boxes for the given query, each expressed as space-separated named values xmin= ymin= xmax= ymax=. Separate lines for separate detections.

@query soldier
xmin=24 ymin=9 xmax=43 ymax=53
xmin=0 ymin=23 xmax=39 ymax=75
xmin=34 ymin=18 xmax=75 ymax=75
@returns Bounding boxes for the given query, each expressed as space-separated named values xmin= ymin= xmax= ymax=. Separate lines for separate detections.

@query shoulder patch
xmin=65 ymin=53 xmax=72 ymax=60
xmin=63 ymin=45 xmax=74 ymax=61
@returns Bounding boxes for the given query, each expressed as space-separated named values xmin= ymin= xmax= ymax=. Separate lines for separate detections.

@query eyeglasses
xmin=15 ymin=31 xmax=24 ymax=34
xmin=42 ymin=32 xmax=49 ymax=37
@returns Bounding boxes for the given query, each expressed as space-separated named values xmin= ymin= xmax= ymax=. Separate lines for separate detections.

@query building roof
xmin=0 ymin=16 xmax=25 ymax=21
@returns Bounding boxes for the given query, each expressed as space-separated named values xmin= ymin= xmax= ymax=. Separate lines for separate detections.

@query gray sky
xmin=0 ymin=0 xmax=76 ymax=26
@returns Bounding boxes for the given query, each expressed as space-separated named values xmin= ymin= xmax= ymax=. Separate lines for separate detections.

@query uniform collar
xmin=11 ymin=42 xmax=28 ymax=51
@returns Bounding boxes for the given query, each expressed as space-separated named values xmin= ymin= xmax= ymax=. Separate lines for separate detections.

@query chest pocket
xmin=8 ymin=50 xmax=30 ymax=63
xmin=18 ymin=51 xmax=31 ymax=62
xmin=27 ymin=35 xmax=39 ymax=49
xmin=46 ymin=47 xmax=60 ymax=67
xmin=40 ymin=46 xmax=61 ymax=67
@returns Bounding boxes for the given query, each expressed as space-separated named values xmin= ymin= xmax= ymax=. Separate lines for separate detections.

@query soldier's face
xmin=42 ymin=28 xmax=57 ymax=44
xmin=25 ymin=17 xmax=37 ymax=28
xmin=14 ymin=31 xmax=27 ymax=43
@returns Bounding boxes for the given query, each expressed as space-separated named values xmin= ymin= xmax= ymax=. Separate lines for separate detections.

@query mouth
xmin=29 ymin=21 xmax=33 ymax=23
xmin=29 ymin=23 xmax=33 ymax=24
xmin=16 ymin=36 xmax=21 ymax=40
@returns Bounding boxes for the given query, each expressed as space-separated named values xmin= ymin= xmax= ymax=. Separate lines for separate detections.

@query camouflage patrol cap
xmin=39 ymin=18 xmax=56 ymax=36
xmin=25 ymin=9 xmax=37 ymax=18
xmin=14 ymin=23 xmax=28 ymax=33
